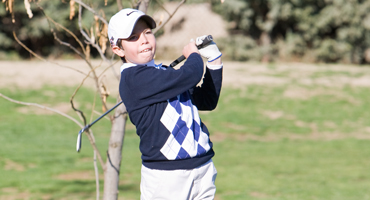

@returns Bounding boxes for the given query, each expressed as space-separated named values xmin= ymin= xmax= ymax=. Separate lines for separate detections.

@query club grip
xmin=196 ymin=35 xmax=213 ymax=50
xmin=169 ymin=55 xmax=186 ymax=68
xmin=169 ymin=35 xmax=213 ymax=68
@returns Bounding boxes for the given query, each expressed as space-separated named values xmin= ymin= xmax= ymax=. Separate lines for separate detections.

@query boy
xmin=108 ymin=8 xmax=223 ymax=200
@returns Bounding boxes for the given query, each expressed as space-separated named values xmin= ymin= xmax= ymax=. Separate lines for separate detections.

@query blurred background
xmin=1 ymin=1 xmax=370 ymax=200
xmin=1 ymin=0 xmax=370 ymax=64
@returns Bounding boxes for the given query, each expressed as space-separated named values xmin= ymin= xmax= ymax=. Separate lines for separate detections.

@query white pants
xmin=140 ymin=159 xmax=217 ymax=200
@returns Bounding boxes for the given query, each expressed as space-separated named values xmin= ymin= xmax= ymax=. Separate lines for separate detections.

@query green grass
xmin=1 ymin=79 xmax=370 ymax=199
xmin=214 ymin=139 xmax=370 ymax=200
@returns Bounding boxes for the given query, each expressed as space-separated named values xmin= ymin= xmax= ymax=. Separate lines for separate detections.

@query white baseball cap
xmin=108 ymin=8 xmax=156 ymax=47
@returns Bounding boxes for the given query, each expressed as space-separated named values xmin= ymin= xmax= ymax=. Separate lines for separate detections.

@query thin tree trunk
xmin=260 ymin=31 xmax=271 ymax=63
xmin=103 ymin=103 xmax=127 ymax=200
xmin=136 ymin=0 xmax=150 ymax=13
xmin=103 ymin=3 xmax=149 ymax=200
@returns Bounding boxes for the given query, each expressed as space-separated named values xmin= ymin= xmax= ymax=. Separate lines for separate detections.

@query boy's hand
xmin=182 ymin=40 xmax=199 ymax=58
xmin=196 ymin=35 xmax=222 ymax=62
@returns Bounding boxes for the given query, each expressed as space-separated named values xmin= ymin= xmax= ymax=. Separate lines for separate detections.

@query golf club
xmin=76 ymin=35 xmax=214 ymax=152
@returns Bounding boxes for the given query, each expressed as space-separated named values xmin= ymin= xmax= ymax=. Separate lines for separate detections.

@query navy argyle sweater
xmin=119 ymin=53 xmax=222 ymax=170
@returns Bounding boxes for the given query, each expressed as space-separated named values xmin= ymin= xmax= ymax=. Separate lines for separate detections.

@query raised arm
xmin=190 ymin=35 xmax=223 ymax=110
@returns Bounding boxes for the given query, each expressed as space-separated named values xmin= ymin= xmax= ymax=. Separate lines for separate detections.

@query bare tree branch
xmin=155 ymin=0 xmax=171 ymax=15
xmin=52 ymin=31 xmax=86 ymax=59
xmin=78 ymin=5 xmax=108 ymax=62
xmin=0 ymin=93 xmax=83 ymax=128
xmin=136 ymin=0 xmax=150 ymax=12
xmin=86 ymin=129 xmax=106 ymax=171
xmin=116 ymin=0 xmax=123 ymax=10
xmin=97 ymin=59 xmax=120 ymax=79
xmin=153 ymin=0 xmax=186 ymax=34
xmin=12 ymin=31 xmax=88 ymax=76
xmin=74 ymin=5 xmax=116 ymax=111
xmin=75 ymin=3 xmax=120 ymax=80
xmin=94 ymin=151 xmax=100 ymax=200
xmin=0 ymin=92 xmax=106 ymax=169
xmin=36 ymin=3 xmax=87 ymax=57
xmin=74 ymin=0 xmax=108 ymax=25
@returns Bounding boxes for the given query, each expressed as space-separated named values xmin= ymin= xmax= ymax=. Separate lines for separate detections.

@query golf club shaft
xmin=90 ymin=101 xmax=123 ymax=128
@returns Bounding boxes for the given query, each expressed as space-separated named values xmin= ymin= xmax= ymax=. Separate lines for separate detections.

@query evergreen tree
xmin=211 ymin=0 xmax=370 ymax=64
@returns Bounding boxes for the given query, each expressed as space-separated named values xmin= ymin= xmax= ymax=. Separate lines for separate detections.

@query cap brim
xmin=139 ymin=15 xmax=156 ymax=29
xmin=119 ymin=15 xmax=156 ymax=40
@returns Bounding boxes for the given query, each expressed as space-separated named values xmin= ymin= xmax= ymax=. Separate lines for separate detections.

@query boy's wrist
xmin=207 ymin=58 xmax=223 ymax=70
xmin=208 ymin=57 xmax=222 ymax=65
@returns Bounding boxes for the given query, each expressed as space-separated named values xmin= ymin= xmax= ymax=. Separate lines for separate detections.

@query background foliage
xmin=1 ymin=0 xmax=370 ymax=63
xmin=211 ymin=0 xmax=370 ymax=64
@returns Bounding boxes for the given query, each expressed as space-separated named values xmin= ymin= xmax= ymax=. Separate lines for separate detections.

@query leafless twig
xmin=74 ymin=0 xmax=108 ymax=25
xmin=36 ymin=3 xmax=87 ymax=58
xmin=154 ymin=0 xmax=186 ymax=34
xmin=78 ymin=5 xmax=108 ymax=62
xmin=94 ymin=150 xmax=100 ymax=200
xmin=12 ymin=32 xmax=87 ymax=76
xmin=0 ymin=92 xmax=106 ymax=169
xmin=0 ymin=93 xmax=83 ymax=128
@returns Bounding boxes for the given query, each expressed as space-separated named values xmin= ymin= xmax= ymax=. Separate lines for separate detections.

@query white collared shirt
xmin=120 ymin=60 xmax=157 ymax=72
xmin=120 ymin=59 xmax=223 ymax=72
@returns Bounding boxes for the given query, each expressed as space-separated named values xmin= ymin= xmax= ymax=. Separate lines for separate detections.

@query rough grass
xmin=1 ymin=62 xmax=370 ymax=199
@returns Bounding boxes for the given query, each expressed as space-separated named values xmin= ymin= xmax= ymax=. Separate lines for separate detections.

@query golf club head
xmin=76 ymin=128 xmax=84 ymax=152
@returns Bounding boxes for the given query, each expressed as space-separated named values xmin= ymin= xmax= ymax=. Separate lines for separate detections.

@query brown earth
xmin=1 ymin=60 xmax=370 ymax=91
xmin=1 ymin=59 xmax=370 ymax=118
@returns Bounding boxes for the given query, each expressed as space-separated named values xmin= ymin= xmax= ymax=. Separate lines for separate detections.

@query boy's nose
xmin=140 ymin=33 xmax=149 ymax=44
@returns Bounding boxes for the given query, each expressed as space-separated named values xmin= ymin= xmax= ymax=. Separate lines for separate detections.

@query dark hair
xmin=116 ymin=39 xmax=127 ymax=63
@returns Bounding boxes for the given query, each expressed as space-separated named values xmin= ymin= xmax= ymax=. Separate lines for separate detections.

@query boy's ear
xmin=112 ymin=46 xmax=125 ymax=57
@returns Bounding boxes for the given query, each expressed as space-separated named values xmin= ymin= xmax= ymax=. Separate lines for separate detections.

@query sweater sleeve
xmin=189 ymin=65 xmax=223 ymax=111
xmin=119 ymin=53 xmax=204 ymax=111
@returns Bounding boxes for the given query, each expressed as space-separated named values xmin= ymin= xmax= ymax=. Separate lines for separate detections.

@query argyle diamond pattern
xmin=160 ymin=92 xmax=210 ymax=160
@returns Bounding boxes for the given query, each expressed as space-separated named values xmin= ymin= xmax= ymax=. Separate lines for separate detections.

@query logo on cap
xmin=127 ymin=11 xmax=137 ymax=16
xmin=110 ymin=36 xmax=115 ymax=46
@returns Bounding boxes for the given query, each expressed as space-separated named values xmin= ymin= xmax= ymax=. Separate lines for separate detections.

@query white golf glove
xmin=196 ymin=35 xmax=222 ymax=62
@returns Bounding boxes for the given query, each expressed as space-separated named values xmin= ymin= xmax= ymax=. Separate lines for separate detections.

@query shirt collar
xmin=120 ymin=60 xmax=156 ymax=72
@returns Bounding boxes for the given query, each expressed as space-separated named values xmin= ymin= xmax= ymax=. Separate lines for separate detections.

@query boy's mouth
xmin=140 ymin=48 xmax=151 ymax=53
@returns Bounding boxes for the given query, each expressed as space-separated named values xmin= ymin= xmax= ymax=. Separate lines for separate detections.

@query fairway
xmin=1 ymin=60 xmax=370 ymax=199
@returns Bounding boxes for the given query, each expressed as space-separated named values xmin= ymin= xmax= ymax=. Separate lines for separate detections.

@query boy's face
xmin=116 ymin=19 xmax=156 ymax=64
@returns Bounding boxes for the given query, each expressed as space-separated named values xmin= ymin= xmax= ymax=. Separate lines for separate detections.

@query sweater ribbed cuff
xmin=207 ymin=63 xmax=223 ymax=70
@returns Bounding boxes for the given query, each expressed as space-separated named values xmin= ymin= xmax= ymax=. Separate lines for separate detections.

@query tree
xmin=211 ymin=0 xmax=370 ymax=64
xmin=0 ymin=0 xmax=186 ymax=199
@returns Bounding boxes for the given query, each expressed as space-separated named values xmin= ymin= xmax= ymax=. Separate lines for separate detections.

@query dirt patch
xmin=250 ymin=192 xmax=269 ymax=198
xmin=262 ymin=110 xmax=285 ymax=120
xmin=0 ymin=60 xmax=122 ymax=93
xmin=283 ymin=87 xmax=361 ymax=105
xmin=55 ymin=171 xmax=100 ymax=181
xmin=0 ymin=188 xmax=31 ymax=200
xmin=1 ymin=60 xmax=370 ymax=93
xmin=0 ymin=188 xmax=51 ymax=200
xmin=4 ymin=159 xmax=25 ymax=172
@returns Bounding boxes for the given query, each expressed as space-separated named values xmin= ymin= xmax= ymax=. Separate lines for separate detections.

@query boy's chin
xmin=138 ymin=56 xmax=155 ymax=64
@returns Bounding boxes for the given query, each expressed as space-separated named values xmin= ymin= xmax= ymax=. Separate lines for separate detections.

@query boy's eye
xmin=128 ymin=35 xmax=138 ymax=41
